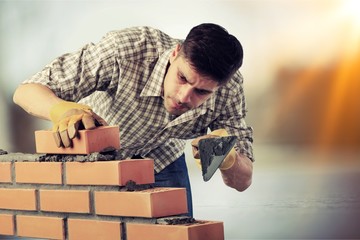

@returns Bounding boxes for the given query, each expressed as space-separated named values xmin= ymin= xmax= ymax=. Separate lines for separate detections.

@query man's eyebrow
xmin=196 ymin=87 xmax=214 ymax=94
xmin=178 ymin=68 xmax=215 ymax=93
xmin=178 ymin=69 xmax=188 ymax=80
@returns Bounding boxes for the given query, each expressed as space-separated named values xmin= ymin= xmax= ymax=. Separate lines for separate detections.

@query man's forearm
xmin=13 ymin=83 xmax=62 ymax=120
xmin=220 ymin=153 xmax=253 ymax=192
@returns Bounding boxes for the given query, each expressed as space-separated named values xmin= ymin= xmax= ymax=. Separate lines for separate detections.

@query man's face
xmin=163 ymin=45 xmax=219 ymax=116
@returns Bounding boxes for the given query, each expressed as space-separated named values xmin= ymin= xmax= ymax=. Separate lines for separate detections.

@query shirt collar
xmin=140 ymin=48 xmax=172 ymax=97
xmin=202 ymin=93 xmax=216 ymax=111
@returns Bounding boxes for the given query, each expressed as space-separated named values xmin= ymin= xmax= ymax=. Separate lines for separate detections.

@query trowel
xmin=198 ymin=136 xmax=237 ymax=182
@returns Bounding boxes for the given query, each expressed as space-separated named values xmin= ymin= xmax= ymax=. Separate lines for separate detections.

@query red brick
xmin=17 ymin=215 xmax=64 ymax=240
xmin=0 ymin=162 xmax=12 ymax=183
xmin=15 ymin=162 xmax=62 ymax=184
xmin=0 ymin=188 xmax=36 ymax=210
xmin=66 ymin=159 xmax=154 ymax=186
xmin=35 ymin=126 xmax=120 ymax=154
xmin=127 ymin=221 xmax=224 ymax=240
xmin=39 ymin=189 xmax=90 ymax=213
xmin=0 ymin=214 xmax=14 ymax=235
xmin=68 ymin=218 xmax=121 ymax=240
xmin=95 ymin=188 xmax=188 ymax=217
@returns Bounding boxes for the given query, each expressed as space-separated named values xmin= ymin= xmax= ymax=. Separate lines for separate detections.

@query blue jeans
xmin=154 ymin=154 xmax=193 ymax=217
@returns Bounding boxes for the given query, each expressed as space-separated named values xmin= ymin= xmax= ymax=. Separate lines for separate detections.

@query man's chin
xmin=165 ymin=106 xmax=189 ymax=116
xmin=167 ymin=109 xmax=184 ymax=116
xmin=164 ymin=98 xmax=191 ymax=116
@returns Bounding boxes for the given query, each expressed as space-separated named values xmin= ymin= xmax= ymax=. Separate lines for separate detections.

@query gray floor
xmin=1 ymin=144 xmax=360 ymax=239
xmin=190 ymin=144 xmax=360 ymax=239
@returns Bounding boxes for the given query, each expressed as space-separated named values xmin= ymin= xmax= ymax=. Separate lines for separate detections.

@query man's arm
xmin=13 ymin=83 xmax=107 ymax=147
xmin=220 ymin=152 xmax=253 ymax=192
xmin=13 ymin=33 xmax=118 ymax=147
xmin=13 ymin=83 xmax=62 ymax=120
xmin=204 ymin=71 xmax=254 ymax=191
xmin=191 ymin=129 xmax=253 ymax=192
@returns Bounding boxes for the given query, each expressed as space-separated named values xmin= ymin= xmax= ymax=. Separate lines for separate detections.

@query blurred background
xmin=1 ymin=0 xmax=359 ymax=239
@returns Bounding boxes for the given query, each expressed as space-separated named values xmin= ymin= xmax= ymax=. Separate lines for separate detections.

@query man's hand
xmin=191 ymin=129 xmax=253 ymax=191
xmin=191 ymin=129 xmax=236 ymax=170
xmin=50 ymin=101 xmax=107 ymax=147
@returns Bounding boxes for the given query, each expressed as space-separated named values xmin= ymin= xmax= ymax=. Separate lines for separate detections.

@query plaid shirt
xmin=24 ymin=26 xmax=254 ymax=172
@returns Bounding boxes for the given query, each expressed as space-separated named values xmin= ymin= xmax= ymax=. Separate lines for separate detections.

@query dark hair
xmin=180 ymin=23 xmax=243 ymax=84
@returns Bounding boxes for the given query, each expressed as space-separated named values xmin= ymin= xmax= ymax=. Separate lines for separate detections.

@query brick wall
xmin=0 ymin=127 xmax=224 ymax=240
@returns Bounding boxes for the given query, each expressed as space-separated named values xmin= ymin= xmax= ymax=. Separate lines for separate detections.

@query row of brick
xmin=0 ymin=187 xmax=187 ymax=218
xmin=0 ymin=159 xmax=188 ymax=218
xmin=0 ymin=214 xmax=224 ymax=240
xmin=0 ymin=159 xmax=154 ymax=185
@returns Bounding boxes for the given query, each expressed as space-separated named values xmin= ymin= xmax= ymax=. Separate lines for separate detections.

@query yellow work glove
xmin=191 ymin=129 xmax=237 ymax=170
xmin=50 ymin=101 xmax=107 ymax=148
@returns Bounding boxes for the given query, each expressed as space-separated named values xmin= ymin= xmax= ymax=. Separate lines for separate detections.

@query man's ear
xmin=170 ymin=44 xmax=181 ymax=64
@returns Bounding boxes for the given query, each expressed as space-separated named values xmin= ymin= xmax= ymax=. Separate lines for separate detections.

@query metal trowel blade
xmin=198 ymin=136 xmax=237 ymax=182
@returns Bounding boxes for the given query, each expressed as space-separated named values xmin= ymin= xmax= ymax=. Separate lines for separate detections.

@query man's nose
xmin=178 ymin=86 xmax=192 ymax=104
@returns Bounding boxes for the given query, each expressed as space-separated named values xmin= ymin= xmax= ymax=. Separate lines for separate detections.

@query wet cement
xmin=0 ymin=148 xmax=120 ymax=162
xmin=122 ymin=180 xmax=153 ymax=192
xmin=0 ymin=149 xmax=8 ymax=155
xmin=157 ymin=215 xmax=196 ymax=225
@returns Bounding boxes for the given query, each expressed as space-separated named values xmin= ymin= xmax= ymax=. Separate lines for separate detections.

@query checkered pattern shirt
xmin=24 ymin=26 xmax=254 ymax=173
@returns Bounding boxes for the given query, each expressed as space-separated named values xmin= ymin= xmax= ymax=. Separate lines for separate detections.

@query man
xmin=13 ymin=23 xmax=254 ymax=217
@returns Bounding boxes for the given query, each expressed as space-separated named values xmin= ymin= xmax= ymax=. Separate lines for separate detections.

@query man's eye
xmin=196 ymin=89 xmax=211 ymax=96
xmin=179 ymin=75 xmax=186 ymax=82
